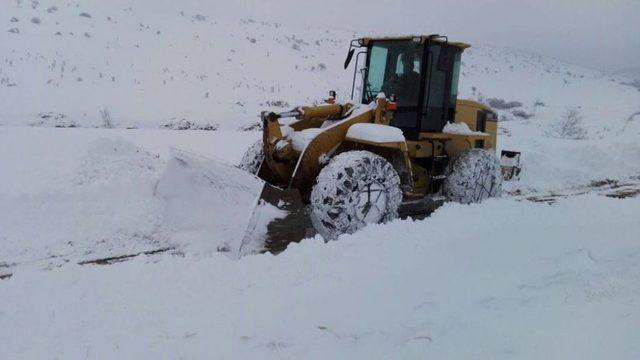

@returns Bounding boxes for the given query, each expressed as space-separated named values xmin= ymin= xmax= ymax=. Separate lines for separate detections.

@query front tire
xmin=310 ymin=151 xmax=402 ymax=240
xmin=443 ymin=148 xmax=502 ymax=204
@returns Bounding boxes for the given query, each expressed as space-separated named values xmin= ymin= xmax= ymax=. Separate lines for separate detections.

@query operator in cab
xmin=395 ymin=50 xmax=421 ymax=105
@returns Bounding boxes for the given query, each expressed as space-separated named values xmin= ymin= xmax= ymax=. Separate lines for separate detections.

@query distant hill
xmin=1 ymin=0 xmax=639 ymax=139
xmin=615 ymin=67 xmax=640 ymax=80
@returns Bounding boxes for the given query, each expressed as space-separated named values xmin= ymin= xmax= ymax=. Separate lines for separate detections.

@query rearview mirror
xmin=344 ymin=48 xmax=355 ymax=69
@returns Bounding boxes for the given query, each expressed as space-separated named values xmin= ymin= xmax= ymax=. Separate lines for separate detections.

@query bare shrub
xmin=100 ymin=108 xmax=113 ymax=128
xmin=620 ymin=79 xmax=640 ymax=92
xmin=1 ymin=76 xmax=17 ymax=87
xmin=162 ymin=118 xmax=219 ymax=131
xmin=486 ymin=97 xmax=523 ymax=110
xmin=33 ymin=112 xmax=77 ymax=128
xmin=238 ymin=121 xmax=262 ymax=131
xmin=627 ymin=111 xmax=640 ymax=122
xmin=621 ymin=111 xmax=640 ymax=132
xmin=263 ymin=100 xmax=290 ymax=107
xmin=547 ymin=108 xmax=587 ymax=139
xmin=512 ymin=109 xmax=533 ymax=119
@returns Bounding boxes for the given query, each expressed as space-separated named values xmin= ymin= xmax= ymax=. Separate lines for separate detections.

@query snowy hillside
xmin=2 ymin=1 xmax=640 ymax=359
xmin=2 ymin=1 xmax=640 ymax=134
xmin=0 ymin=0 xmax=353 ymax=129
xmin=456 ymin=45 xmax=640 ymax=193
xmin=3 ymin=0 xmax=639 ymax=192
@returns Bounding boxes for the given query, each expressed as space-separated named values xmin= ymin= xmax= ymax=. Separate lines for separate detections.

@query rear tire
xmin=238 ymin=139 xmax=264 ymax=175
xmin=310 ymin=151 xmax=402 ymax=240
xmin=443 ymin=148 xmax=502 ymax=204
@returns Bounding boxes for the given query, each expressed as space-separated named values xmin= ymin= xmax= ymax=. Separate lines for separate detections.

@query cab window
xmin=363 ymin=40 xmax=423 ymax=107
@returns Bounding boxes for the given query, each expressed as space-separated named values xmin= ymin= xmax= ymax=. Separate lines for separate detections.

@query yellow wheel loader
xmin=159 ymin=34 xmax=520 ymax=257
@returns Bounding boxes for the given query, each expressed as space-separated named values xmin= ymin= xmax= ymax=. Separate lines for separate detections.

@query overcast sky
xmin=238 ymin=0 xmax=640 ymax=72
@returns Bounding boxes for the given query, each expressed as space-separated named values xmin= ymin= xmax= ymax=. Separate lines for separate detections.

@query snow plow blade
xmin=243 ymin=183 xmax=310 ymax=254
xmin=156 ymin=150 xmax=308 ymax=258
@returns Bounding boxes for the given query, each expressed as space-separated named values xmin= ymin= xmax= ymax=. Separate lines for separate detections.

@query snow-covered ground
xmin=2 ymin=125 xmax=639 ymax=359
xmin=2 ymin=1 xmax=640 ymax=359
xmin=0 ymin=0 xmax=353 ymax=130
xmin=2 ymin=189 xmax=640 ymax=359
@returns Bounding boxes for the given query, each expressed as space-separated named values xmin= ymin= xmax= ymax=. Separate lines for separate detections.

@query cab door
xmin=421 ymin=44 xmax=462 ymax=132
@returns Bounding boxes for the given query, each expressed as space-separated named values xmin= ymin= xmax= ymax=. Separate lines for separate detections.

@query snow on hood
xmin=286 ymin=101 xmax=378 ymax=152
xmin=346 ymin=123 xmax=405 ymax=143
xmin=443 ymin=122 xmax=486 ymax=136
xmin=289 ymin=128 xmax=324 ymax=152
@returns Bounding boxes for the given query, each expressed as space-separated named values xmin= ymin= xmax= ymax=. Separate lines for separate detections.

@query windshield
xmin=363 ymin=40 xmax=423 ymax=106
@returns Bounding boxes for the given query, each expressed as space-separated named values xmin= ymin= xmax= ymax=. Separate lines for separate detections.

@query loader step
xmin=243 ymin=184 xmax=311 ymax=255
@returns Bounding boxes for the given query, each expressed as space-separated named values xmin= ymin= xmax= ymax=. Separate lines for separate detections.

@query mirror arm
xmin=350 ymin=50 xmax=367 ymax=101
xmin=344 ymin=38 xmax=365 ymax=70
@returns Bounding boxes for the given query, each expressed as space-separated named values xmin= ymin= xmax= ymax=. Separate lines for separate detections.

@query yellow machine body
xmin=258 ymin=97 xmax=498 ymax=201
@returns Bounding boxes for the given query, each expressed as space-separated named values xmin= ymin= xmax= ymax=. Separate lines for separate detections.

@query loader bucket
xmin=242 ymin=183 xmax=310 ymax=254
xmin=155 ymin=149 xmax=308 ymax=258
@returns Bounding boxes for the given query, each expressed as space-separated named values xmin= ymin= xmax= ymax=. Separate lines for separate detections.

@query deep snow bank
xmin=0 ymin=126 xmax=260 ymax=272
xmin=2 ymin=194 xmax=639 ymax=359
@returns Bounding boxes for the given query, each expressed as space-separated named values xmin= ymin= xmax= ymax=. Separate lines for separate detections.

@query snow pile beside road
xmin=0 ymin=126 xmax=261 ymax=275
xmin=0 ymin=131 xmax=165 ymax=269
xmin=500 ymin=135 xmax=640 ymax=193
xmin=2 ymin=194 xmax=639 ymax=359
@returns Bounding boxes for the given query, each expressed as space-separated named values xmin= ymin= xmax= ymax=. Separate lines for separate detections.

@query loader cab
xmin=355 ymin=36 xmax=466 ymax=140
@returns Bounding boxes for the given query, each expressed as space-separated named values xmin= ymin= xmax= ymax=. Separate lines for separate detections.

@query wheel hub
xmin=354 ymin=182 xmax=387 ymax=224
